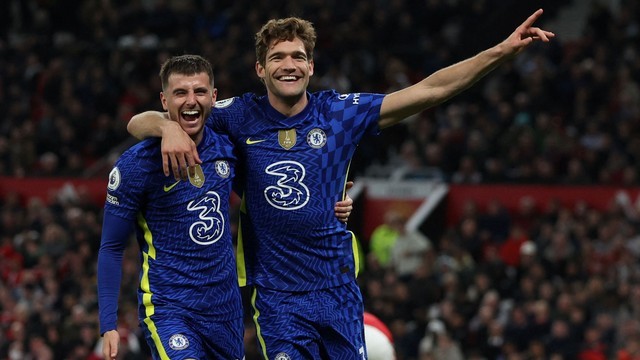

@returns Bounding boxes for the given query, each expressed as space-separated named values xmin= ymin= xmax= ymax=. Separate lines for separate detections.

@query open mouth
xmin=181 ymin=110 xmax=200 ymax=121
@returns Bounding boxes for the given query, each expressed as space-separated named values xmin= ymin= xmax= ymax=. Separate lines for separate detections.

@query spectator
xmin=389 ymin=215 xmax=433 ymax=282
xmin=369 ymin=210 xmax=403 ymax=268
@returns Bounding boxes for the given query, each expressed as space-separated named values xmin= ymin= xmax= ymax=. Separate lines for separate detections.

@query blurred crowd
xmin=1 ymin=0 xmax=640 ymax=359
xmin=362 ymin=192 xmax=640 ymax=359
xmin=1 ymin=0 xmax=639 ymax=184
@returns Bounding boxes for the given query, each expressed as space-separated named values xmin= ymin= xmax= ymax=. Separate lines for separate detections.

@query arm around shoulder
xmin=127 ymin=111 xmax=171 ymax=140
xmin=128 ymin=110 xmax=202 ymax=179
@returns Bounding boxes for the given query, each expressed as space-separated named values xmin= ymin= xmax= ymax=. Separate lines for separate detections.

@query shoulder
xmin=214 ymin=93 xmax=261 ymax=110
xmin=115 ymin=139 xmax=161 ymax=173
xmin=202 ymin=126 xmax=235 ymax=152
xmin=311 ymin=89 xmax=342 ymax=103
xmin=312 ymin=90 xmax=383 ymax=110
xmin=212 ymin=93 xmax=261 ymax=123
xmin=211 ymin=93 xmax=266 ymax=131
xmin=123 ymin=137 xmax=160 ymax=156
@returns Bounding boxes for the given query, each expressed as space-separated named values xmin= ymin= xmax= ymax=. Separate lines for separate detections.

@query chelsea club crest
xmin=215 ymin=160 xmax=230 ymax=178
xmin=168 ymin=334 xmax=189 ymax=350
xmin=306 ymin=128 xmax=327 ymax=149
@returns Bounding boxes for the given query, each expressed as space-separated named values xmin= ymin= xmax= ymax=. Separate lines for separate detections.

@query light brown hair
xmin=255 ymin=17 xmax=317 ymax=67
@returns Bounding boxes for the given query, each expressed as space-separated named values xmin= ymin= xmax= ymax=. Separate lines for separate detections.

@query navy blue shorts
xmin=251 ymin=281 xmax=367 ymax=360
xmin=140 ymin=312 xmax=244 ymax=360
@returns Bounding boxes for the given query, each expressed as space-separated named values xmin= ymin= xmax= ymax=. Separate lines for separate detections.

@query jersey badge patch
xmin=214 ymin=98 xmax=234 ymax=108
xmin=275 ymin=353 xmax=291 ymax=360
xmin=306 ymin=128 xmax=327 ymax=149
xmin=278 ymin=129 xmax=296 ymax=150
xmin=108 ymin=167 xmax=121 ymax=191
xmin=168 ymin=333 xmax=189 ymax=350
xmin=188 ymin=164 xmax=205 ymax=188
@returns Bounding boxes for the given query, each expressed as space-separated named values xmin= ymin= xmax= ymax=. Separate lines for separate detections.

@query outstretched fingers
xmin=512 ymin=9 xmax=555 ymax=47
xmin=523 ymin=27 xmax=555 ymax=42
xmin=525 ymin=9 xmax=555 ymax=38
xmin=521 ymin=8 xmax=544 ymax=29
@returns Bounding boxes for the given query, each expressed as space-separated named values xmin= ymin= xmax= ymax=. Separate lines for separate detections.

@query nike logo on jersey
xmin=163 ymin=181 xmax=180 ymax=192
xmin=246 ymin=138 xmax=266 ymax=145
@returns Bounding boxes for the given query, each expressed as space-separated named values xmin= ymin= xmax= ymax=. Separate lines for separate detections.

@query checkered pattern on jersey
xmin=211 ymin=91 xmax=384 ymax=291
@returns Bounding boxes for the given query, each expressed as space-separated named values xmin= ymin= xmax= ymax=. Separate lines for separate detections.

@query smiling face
xmin=255 ymin=37 xmax=314 ymax=114
xmin=160 ymin=72 xmax=216 ymax=145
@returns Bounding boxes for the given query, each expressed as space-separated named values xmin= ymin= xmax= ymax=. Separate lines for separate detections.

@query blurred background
xmin=1 ymin=0 xmax=640 ymax=359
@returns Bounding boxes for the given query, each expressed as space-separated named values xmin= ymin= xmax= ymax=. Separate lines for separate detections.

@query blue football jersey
xmin=211 ymin=90 xmax=384 ymax=291
xmin=102 ymin=126 xmax=242 ymax=322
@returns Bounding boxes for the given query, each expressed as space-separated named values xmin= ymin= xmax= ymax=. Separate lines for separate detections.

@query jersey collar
xmin=259 ymin=92 xmax=314 ymax=127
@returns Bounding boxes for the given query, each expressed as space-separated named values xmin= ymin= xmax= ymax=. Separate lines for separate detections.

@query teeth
xmin=182 ymin=110 xmax=199 ymax=115
xmin=280 ymin=76 xmax=297 ymax=81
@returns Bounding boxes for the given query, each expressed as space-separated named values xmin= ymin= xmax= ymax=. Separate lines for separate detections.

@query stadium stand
xmin=1 ymin=0 xmax=640 ymax=359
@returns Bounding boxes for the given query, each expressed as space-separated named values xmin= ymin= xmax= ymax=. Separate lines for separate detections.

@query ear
xmin=308 ymin=59 xmax=314 ymax=77
xmin=255 ymin=61 xmax=265 ymax=79
xmin=211 ymin=88 xmax=218 ymax=103
xmin=160 ymin=92 xmax=168 ymax=111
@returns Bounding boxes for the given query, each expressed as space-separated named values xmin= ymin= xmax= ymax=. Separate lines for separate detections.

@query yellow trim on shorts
xmin=251 ymin=287 xmax=269 ymax=359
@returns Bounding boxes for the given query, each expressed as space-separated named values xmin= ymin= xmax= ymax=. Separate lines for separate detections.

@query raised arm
xmin=128 ymin=111 xmax=202 ymax=180
xmin=378 ymin=8 xmax=554 ymax=129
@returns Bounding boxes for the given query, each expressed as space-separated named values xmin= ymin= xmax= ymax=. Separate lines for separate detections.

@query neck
xmin=267 ymin=92 xmax=308 ymax=118
xmin=191 ymin=132 xmax=203 ymax=146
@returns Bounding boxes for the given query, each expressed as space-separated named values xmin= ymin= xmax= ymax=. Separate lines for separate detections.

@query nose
xmin=185 ymin=91 xmax=197 ymax=105
xmin=281 ymin=56 xmax=296 ymax=70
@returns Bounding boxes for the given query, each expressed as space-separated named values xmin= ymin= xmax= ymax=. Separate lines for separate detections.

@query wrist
xmin=160 ymin=119 xmax=181 ymax=137
xmin=102 ymin=329 xmax=118 ymax=337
